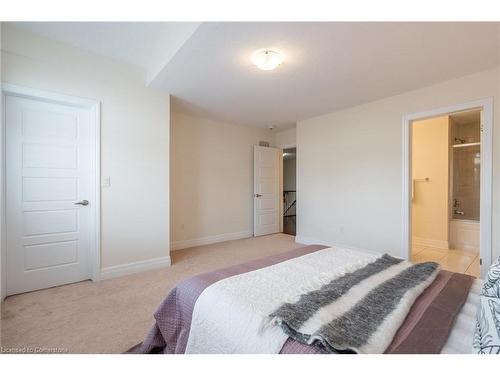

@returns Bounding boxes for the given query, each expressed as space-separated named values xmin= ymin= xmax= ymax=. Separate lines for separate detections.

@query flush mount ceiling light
xmin=251 ymin=49 xmax=284 ymax=71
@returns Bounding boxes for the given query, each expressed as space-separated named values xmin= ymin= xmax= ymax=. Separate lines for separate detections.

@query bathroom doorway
xmin=282 ymin=148 xmax=296 ymax=235
xmin=402 ymin=99 xmax=493 ymax=278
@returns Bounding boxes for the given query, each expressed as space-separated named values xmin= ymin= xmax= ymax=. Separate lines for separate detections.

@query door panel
xmin=253 ymin=146 xmax=280 ymax=236
xmin=6 ymin=95 xmax=92 ymax=295
xmin=23 ymin=210 xmax=78 ymax=236
xmin=22 ymin=108 xmax=78 ymax=140
xmin=24 ymin=241 xmax=78 ymax=271
xmin=22 ymin=177 xmax=78 ymax=202
xmin=23 ymin=143 xmax=77 ymax=169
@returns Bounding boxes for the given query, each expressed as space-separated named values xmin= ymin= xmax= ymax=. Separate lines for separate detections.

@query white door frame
xmin=279 ymin=143 xmax=297 ymax=150
xmin=1 ymin=83 xmax=101 ymax=299
xmin=402 ymin=98 xmax=493 ymax=278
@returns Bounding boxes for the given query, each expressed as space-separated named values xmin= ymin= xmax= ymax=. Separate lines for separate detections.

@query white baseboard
xmin=295 ymin=236 xmax=380 ymax=256
xmin=171 ymin=230 xmax=253 ymax=251
xmin=295 ymin=235 xmax=331 ymax=247
xmin=451 ymin=244 xmax=479 ymax=253
xmin=412 ymin=236 xmax=449 ymax=249
xmin=100 ymin=255 xmax=171 ymax=280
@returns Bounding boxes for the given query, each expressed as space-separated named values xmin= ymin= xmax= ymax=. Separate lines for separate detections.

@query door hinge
xmin=480 ymin=258 xmax=482 ymax=265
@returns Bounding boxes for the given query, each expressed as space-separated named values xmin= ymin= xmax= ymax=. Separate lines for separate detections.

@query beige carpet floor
xmin=0 ymin=233 xmax=303 ymax=354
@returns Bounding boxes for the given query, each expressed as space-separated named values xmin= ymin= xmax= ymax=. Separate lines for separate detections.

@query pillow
xmin=473 ymin=296 xmax=500 ymax=354
xmin=482 ymin=257 xmax=500 ymax=298
xmin=473 ymin=257 xmax=500 ymax=354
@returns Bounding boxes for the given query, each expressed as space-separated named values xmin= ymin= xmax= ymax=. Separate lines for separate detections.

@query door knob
xmin=255 ymin=194 xmax=263 ymax=198
xmin=74 ymin=200 xmax=89 ymax=206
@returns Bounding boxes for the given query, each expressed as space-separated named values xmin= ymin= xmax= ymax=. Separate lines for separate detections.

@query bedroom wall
xmin=170 ymin=111 xmax=274 ymax=250
xmin=1 ymin=25 xmax=171 ymax=274
xmin=275 ymin=127 xmax=296 ymax=148
xmin=297 ymin=67 xmax=500 ymax=263
xmin=0 ymin=22 xmax=4 ymax=300
xmin=411 ymin=116 xmax=449 ymax=248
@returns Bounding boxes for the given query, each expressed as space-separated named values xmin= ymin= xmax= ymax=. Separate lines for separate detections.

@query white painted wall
xmin=411 ymin=116 xmax=450 ymax=248
xmin=1 ymin=25 xmax=171 ymax=272
xmin=275 ymin=127 xmax=296 ymax=148
xmin=297 ymin=67 xmax=500 ymax=263
xmin=170 ymin=111 xmax=274 ymax=250
xmin=0 ymin=22 xmax=5 ymax=300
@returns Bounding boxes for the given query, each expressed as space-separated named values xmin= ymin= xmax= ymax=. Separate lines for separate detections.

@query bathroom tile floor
xmin=411 ymin=245 xmax=480 ymax=278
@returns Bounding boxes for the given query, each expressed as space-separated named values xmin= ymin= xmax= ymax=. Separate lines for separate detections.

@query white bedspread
xmin=185 ymin=246 xmax=376 ymax=353
xmin=184 ymin=246 xmax=480 ymax=354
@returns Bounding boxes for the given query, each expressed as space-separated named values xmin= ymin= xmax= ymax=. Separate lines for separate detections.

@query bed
xmin=134 ymin=245 xmax=481 ymax=354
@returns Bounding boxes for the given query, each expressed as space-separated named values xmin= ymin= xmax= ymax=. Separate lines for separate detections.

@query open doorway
xmin=411 ymin=111 xmax=480 ymax=277
xmin=403 ymin=99 xmax=493 ymax=278
xmin=282 ymin=148 xmax=296 ymax=236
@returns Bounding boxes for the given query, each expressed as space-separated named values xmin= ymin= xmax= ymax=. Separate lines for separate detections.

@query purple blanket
xmin=135 ymin=245 xmax=472 ymax=354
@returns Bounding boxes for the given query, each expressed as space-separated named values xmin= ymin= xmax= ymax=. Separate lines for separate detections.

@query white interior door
xmin=6 ymin=95 xmax=93 ymax=295
xmin=254 ymin=146 xmax=280 ymax=236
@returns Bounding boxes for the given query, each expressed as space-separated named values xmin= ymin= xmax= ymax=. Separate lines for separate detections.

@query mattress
xmin=441 ymin=278 xmax=481 ymax=354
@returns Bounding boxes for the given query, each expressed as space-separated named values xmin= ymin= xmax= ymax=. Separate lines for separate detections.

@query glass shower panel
xmin=452 ymin=145 xmax=480 ymax=221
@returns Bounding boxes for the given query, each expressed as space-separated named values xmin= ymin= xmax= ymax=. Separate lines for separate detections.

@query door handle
xmin=255 ymin=194 xmax=262 ymax=198
xmin=74 ymin=200 xmax=89 ymax=206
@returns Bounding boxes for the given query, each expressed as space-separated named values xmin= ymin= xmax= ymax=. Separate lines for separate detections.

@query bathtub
xmin=449 ymin=219 xmax=479 ymax=253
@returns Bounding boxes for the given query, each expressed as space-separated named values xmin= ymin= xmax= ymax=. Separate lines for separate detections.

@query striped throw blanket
xmin=269 ymin=254 xmax=440 ymax=353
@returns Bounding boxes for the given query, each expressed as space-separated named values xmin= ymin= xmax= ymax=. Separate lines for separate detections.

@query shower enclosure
xmin=449 ymin=111 xmax=480 ymax=252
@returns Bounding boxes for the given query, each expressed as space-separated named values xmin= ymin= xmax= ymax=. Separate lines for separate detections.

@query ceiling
xmin=11 ymin=22 xmax=500 ymax=129
xmin=11 ymin=22 xmax=200 ymax=84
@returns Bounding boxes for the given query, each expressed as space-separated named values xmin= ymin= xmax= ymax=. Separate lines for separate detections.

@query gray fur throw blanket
xmin=269 ymin=254 xmax=440 ymax=353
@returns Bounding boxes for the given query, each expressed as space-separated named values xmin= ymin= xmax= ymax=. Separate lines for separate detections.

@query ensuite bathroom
xmin=411 ymin=109 xmax=481 ymax=277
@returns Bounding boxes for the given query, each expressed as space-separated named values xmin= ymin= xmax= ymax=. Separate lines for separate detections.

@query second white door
xmin=254 ymin=146 xmax=280 ymax=236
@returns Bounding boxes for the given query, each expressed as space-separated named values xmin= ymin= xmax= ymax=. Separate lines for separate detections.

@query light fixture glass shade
xmin=251 ymin=49 xmax=284 ymax=70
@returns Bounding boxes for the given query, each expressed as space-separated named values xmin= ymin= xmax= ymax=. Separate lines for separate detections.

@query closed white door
xmin=6 ymin=95 xmax=93 ymax=295
xmin=254 ymin=146 xmax=280 ymax=236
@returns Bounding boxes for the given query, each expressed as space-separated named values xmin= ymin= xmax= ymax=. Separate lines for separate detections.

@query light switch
xmin=101 ymin=176 xmax=111 ymax=188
